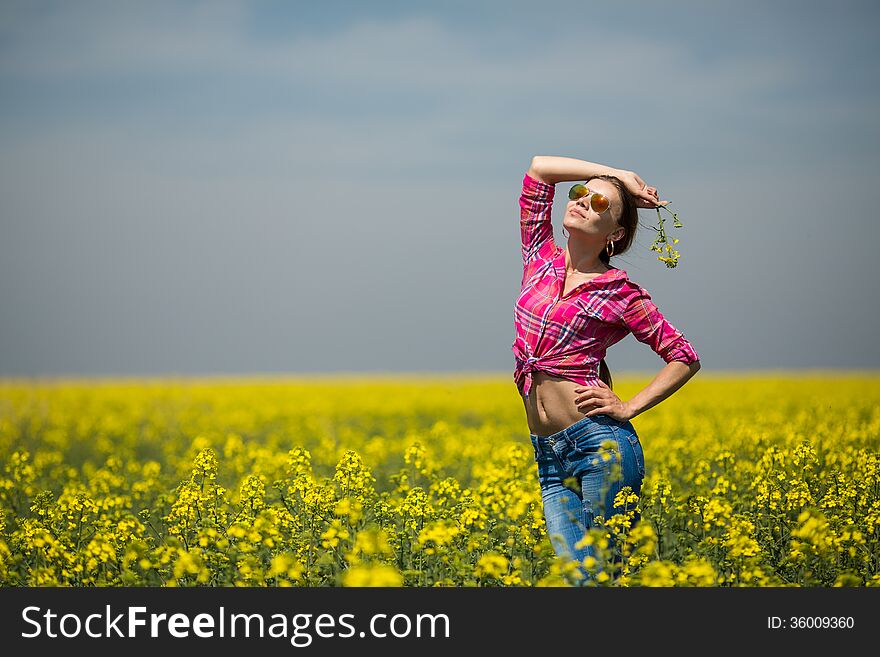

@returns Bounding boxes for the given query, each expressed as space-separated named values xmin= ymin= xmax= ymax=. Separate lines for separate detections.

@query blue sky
xmin=1 ymin=0 xmax=878 ymax=377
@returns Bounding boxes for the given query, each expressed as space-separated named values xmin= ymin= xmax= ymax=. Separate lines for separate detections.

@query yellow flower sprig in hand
xmin=609 ymin=170 xmax=686 ymax=269
xmin=649 ymin=202 xmax=684 ymax=269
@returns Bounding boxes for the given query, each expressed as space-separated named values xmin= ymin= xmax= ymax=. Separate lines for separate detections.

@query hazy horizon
xmin=2 ymin=0 xmax=878 ymax=378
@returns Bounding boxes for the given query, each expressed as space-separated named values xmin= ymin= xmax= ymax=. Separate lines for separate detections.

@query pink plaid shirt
xmin=512 ymin=172 xmax=700 ymax=399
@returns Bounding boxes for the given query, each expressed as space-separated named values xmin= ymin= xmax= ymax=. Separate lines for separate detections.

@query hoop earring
xmin=562 ymin=227 xmax=570 ymax=238
xmin=606 ymin=240 xmax=615 ymax=257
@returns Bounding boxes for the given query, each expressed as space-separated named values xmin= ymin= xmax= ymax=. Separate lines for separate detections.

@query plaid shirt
xmin=512 ymin=172 xmax=700 ymax=399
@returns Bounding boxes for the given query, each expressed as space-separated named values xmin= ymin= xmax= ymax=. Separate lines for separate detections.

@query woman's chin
xmin=563 ymin=221 xmax=589 ymax=235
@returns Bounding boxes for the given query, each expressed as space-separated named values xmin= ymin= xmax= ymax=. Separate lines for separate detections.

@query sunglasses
xmin=568 ymin=183 xmax=612 ymax=214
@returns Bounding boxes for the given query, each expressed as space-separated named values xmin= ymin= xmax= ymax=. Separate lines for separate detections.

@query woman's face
xmin=562 ymin=178 xmax=625 ymax=243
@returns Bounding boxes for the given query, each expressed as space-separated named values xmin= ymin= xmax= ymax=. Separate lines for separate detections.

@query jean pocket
xmin=563 ymin=424 xmax=617 ymax=461
xmin=617 ymin=427 xmax=645 ymax=479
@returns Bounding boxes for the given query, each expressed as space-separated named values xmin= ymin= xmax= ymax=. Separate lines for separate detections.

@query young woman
xmin=513 ymin=155 xmax=701 ymax=584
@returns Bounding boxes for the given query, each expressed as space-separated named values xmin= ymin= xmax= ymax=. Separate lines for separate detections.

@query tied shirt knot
xmin=516 ymin=352 xmax=542 ymax=399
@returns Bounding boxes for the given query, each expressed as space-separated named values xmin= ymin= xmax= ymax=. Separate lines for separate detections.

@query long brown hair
xmin=588 ymin=174 xmax=639 ymax=391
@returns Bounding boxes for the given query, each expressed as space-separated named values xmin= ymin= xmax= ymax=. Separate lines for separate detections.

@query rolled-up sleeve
xmin=520 ymin=173 xmax=557 ymax=281
xmin=621 ymin=284 xmax=700 ymax=365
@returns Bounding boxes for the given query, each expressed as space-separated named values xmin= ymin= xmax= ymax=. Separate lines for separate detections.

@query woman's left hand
xmin=574 ymin=380 xmax=632 ymax=422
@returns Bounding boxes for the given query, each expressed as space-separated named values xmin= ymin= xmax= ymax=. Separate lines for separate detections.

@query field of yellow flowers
xmin=1 ymin=372 xmax=878 ymax=587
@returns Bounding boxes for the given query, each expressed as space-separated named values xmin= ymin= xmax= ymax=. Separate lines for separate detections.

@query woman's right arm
xmin=519 ymin=166 xmax=557 ymax=283
xmin=528 ymin=155 xmax=622 ymax=185
xmin=530 ymin=155 xmax=665 ymax=207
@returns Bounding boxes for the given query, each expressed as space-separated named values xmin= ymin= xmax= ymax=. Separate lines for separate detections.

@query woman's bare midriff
xmin=521 ymin=371 xmax=593 ymax=436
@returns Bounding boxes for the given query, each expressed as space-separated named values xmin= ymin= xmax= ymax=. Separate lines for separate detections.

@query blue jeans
xmin=530 ymin=414 xmax=645 ymax=584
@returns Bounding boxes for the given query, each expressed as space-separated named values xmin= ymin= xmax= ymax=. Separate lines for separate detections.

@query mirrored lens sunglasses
xmin=568 ymin=183 xmax=611 ymax=214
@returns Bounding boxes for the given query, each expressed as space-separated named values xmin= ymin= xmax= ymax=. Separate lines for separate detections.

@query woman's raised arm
xmin=528 ymin=155 xmax=621 ymax=185
xmin=529 ymin=155 xmax=665 ymax=207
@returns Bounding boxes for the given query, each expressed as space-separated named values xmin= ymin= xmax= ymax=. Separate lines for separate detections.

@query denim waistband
xmin=529 ymin=414 xmax=618 ymax=444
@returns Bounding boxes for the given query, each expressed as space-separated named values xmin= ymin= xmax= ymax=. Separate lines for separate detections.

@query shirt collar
xmin=552 ymin=248 xmax=628 ymax=286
